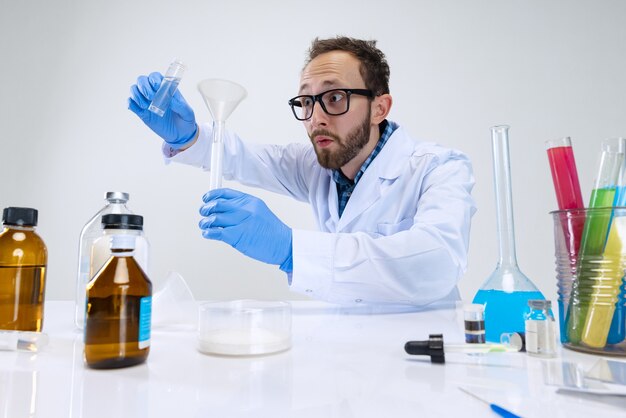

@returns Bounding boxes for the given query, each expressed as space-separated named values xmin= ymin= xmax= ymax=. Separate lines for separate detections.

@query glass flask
xmin=75 ymin=192 xmax=133 ymax=330
xmin=0 ymin=207 xmax=47 ymax=331
xmin=84 ymin=232 xmax=152 ymax=369
xmin=473 ymin=125 xmax=545 ymax=342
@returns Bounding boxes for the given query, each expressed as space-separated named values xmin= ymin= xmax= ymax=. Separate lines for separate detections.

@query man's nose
xmin=308 ymin=101 xmax=328 ymax=127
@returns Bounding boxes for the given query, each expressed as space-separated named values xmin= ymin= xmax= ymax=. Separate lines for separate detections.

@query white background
xmin=1 ymin=0 xmax=624 ymax=305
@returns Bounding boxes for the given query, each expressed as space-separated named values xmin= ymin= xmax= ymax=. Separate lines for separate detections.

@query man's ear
xmin=371 ymin=94 xmax=392 ymax=124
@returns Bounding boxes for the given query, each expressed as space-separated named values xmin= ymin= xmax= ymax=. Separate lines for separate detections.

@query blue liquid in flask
xmin=473 ymin=289 xmax=545 ymax=342
xmin=474 ymin=126 xmax=547 ymax=343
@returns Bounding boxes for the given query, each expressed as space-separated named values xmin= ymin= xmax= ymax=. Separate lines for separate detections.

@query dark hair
xmin=304 ymin=36 xmax=390 ymax=96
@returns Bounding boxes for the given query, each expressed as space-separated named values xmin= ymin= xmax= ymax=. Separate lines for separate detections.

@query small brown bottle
xmin=84 ymin=227 xmax=152 ymax=369
xmin=0 ymin=207 xmax=47 ymax=331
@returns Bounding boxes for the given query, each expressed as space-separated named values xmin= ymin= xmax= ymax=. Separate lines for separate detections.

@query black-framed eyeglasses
xmin=288 ymin=88 xmax=374 ymax=121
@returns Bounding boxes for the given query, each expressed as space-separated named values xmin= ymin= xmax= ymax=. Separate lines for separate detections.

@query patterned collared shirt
xmin=332 ymin=120 xmax=396 ymax=218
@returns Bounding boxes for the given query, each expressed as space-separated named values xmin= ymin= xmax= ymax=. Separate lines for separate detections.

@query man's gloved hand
xmin=199 ymin=188 xmax=293 ymax=272
xmin=128 ymin=72 xmax=198 ymax=149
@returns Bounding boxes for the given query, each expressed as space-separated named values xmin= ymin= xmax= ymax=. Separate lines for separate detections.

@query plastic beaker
xmin=553 ymin=207 xmax=626 ymax=355
xmin=197 ymin=300 xmax=291 ymax=356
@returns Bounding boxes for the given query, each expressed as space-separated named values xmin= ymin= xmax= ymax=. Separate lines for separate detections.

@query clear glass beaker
xmin=472 ymin=125 xmax=545 ymax=342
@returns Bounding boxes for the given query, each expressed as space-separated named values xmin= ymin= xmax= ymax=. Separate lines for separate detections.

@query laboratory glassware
xmin=84 ymin=233 xmax=152 ymax=369
xmin=464 ymin=304 xmax=486 ymax=343
xmin=197 ymin=79 xmax=247 ymax=190
xmin=546 ymin=137 xmax=585 ymax=256
xmin=552 ymin=207 xmax=626 ymax=355
xmin=404 ymin=333 xmax=523 ymax=364
xmin=149 ymin=59 xmax=186 ymax=117
xmin=89 ymin=213 xmax=149 ymax=283
xmin=472 ymin=125 xmax=545 ymax=342
xmin=0 ymin=330 xmax=49 ymax=352
xmin=197 ymin=300 xmax=291 ymax=356
xmin=525 ymin=299 xmax=556 ymax=357
xmin=567 ymin=138 xmax=625 ymax=346
xmin=75 ymin=192 xmax=133 ymax=330
xmin=608 ymin=145 xmax=626 ymax=345
xmin=0 ymin=207 xmax=47 ymax=331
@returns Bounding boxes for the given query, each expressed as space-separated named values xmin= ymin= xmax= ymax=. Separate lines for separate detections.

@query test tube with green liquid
xmin=567 ymin=138 xmax=624 ymax=345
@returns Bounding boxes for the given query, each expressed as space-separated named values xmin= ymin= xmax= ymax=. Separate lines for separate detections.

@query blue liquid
xmin=148 ymin=76 xmax=181 ymax=117
xmin=472 ymin=289 xmax=545 ymax=342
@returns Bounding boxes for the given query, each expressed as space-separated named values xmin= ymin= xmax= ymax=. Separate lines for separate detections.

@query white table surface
xmin=1 ymin=301 xmax=626 ymax=418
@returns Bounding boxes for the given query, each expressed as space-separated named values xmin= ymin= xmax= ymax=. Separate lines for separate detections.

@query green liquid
xmin=567 ymin=187 xmax=616 ymax=344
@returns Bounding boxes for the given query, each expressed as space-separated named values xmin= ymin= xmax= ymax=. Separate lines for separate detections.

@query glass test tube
xmin=149 ymin=59 xmax=186 ymax=117
xmin=568 ymin=138 xmax=625 ymax=345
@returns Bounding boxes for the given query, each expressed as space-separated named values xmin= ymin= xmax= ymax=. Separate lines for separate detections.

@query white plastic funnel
xmin=197 ymin=79 xmax=247 ymax=122
xmin=197 ymin=79 xmax=247 ymax=190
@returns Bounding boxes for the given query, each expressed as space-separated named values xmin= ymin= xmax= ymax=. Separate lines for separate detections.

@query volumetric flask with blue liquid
xmin=473 ymin=125 xmax=545 ymax=342
xmin=149 ymin=59 xmax=186 ymax=117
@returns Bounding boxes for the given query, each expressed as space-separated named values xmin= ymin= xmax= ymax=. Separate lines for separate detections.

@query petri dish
xmin=197 ymin=300 xmax=291 ymax=356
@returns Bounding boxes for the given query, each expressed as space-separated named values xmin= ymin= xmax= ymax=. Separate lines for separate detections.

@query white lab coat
xmin=166 ymin=121 xmax=476 ymax=308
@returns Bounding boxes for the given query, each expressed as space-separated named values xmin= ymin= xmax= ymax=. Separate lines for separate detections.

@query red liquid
xmin=547 ymin=145 xmax=585 ymax=255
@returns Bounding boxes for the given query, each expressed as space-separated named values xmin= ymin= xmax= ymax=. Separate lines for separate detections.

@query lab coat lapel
xmin=325 ymin=175 xmax=340 ymax=231
xmin=336 ymin=128 xmax=410 ymax=231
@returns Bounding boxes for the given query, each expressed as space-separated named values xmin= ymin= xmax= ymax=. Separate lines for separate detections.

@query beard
xmin=309 ymin=109 xmax=372 ymax=170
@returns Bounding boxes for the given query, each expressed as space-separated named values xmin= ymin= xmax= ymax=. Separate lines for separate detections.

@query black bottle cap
xmin=404 ymin=333 xmax=445 ymax=364
xmin=101 ymin=214 xmax=143 ymax=230
xmin=2 ymin=207 xmax=38 ymax=227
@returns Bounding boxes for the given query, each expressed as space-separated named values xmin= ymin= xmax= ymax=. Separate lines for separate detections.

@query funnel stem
xmin=210 ymin=121 xmax=226 ymax=190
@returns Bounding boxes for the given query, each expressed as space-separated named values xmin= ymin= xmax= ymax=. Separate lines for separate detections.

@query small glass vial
xmin=148 ymin=59 xmax=186 ymax=117
xmin=463 ymin=304 xmax=486 ymax=343
xmin=0 ymin=207 xmax=47 ymax=331
xmin=525 ymin=299 xmax=556 ymax=357
xmin=84 ymin=232 xmax=152 ymax=369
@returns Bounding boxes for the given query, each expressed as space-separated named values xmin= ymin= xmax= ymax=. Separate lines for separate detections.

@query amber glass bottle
xmin=0 ymin=207 xmax=47 ymax=331
xmin=84 ymin=229 xmax=152 ymax=369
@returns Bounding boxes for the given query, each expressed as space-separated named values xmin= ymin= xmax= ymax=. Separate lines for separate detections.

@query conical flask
xmin=197 ymin=79 xmax=247 ymax=190
xmin=472 ymin=125 xmax=545 ymax=342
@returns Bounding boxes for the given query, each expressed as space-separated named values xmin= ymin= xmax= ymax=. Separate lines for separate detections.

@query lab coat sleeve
xmin=163 ymin=123 xmax=313 ymax=202
xmin=289 ymin=154 xmax=476 ymax=307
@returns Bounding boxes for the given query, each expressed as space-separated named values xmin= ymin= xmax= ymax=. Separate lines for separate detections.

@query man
xmin=129 ymin=36 xmax=476 ymax=308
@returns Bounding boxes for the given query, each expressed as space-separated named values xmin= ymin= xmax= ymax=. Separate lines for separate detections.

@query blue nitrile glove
xmin=128 ymin=72 xmax=198 ymax=149
xmin=199 ymin=188 xmax=293 ymax=272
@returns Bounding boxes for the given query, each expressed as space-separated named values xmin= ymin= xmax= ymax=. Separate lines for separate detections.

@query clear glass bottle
xmin=472 ymin=126 xmax=545 ymax=342
xmin=149 ymin=59 xmax=186 ymax=117
xmin=75 ymin=192 xmax=133 ymax=330
xmin=525 ymin=299 xmax=556 ymax=357
xmin=84 ymin=232 xmax=152 ymax=369
xmin=0 ymin=207 xmax=47 ymax=331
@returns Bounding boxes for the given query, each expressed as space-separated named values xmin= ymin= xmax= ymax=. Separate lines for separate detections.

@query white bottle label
xmin=525 ymin=319 xmax=555 ymax=355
